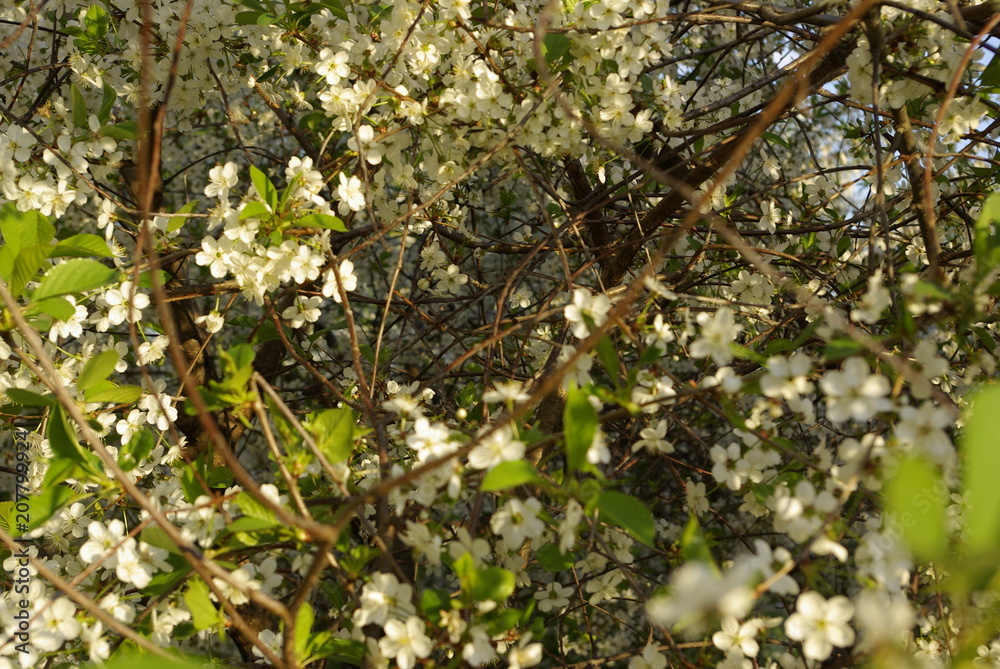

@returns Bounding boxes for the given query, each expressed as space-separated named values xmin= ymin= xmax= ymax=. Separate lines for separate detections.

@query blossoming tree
xmin=1 ymin=0 xmax=999 ymax=667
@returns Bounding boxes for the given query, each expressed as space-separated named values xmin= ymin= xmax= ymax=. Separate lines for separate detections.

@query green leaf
xmin=235 ymin=10 xmax=265 ymax=24
xmin=983 ymin=51 xmax=1000 ymax=88
xmin=249 ymin=165 xmax=278 ymax=210
xmin=84 ymin=383 xmax=143 ymax=404
xmin=208 ymin=466 xmax=233 ymax=488
xmin=481 ymin=459 xmax=542 ymax=492
xmin=167 ymin=200 xmax=199 ymax=234
xmin=308 ymin=408 xmax=355 ymax=462
xmin=119 ymin=428 xmax=156 ymax=471
xmin=98 ymin=84 xmax=117 ymax=123
xmin=77 ymin=349 xmax=120 ymax=392
xmin=225 ymin=516 xmax=280 ymax=534
xmin=101 ymin=122 xmax=138 ymax=140
xmin=454 ymin=554 xmax=516 ymax=603
xmin=563 ymin=386 xmax=597 ymax=473
xmin=22 ymin=484 xmax=75 ymax=533
xmin=102 ymin=649 xmax=208 ymax=669
xmin=51 ymin=233 xmax=113 ymax=258
xmin=83 ymin=4 xmax=110 ymax=41
xmin=974 ymin=193 xmax=1000 ymax=276
xmin=762 ymin=338 xmax=796 ymax=357
xmin=470 ymin=566 xmax=516 ymax=602
xmin=143 ymin=559 xmax=193 ymax=597
xmin=294 ymin=602 xmax=315 ymax=661
xmin=140 ymin=524 xmax=182 ymax=555
xmin=679 ymin=514 xmax=715 ymax=565
xmin=542 ymin=33 xmax=571 ymax=65
xmin=885 ymin=454 xmax=948 ymax=561
xmin=5 ymin=388 xmax=56 ymax=407
xmin=71 ymin=83 xmax=88 ymax=128
xmin=595 ymin=335 xmax=620 ymax=388
xmin=32 ymin=258 xmax=117 ymax=300
xmin=595 ymin=490 xmax=656 ymax=547
xmin=963 ymin=384 xmax=1000 ymax=555
xmin=317 ymin=0 xmax=350 ymax=20
xmin=420 ymin=588 xmax=451 ymax=622
xmin=295 ymin=213 xmax=346 ymax=231
xmin=47 ymin=406 xmax=88 ymax=463
xmin=29 ymin=297 xmax=74 ymax=323
xmin=0 ymin=202 xmax=54 ymax=255
xmin=12 ymin=245 xmax=53 ymax=298
xmin=181 ymin=456 xmax=212 ymax=503
xmin=729 ymin=343 xmax=767 ymax=364
xmin=184 ymin=579 xmax=222 ymax=630
xmin=822 ymin=337 xmax=864 ymax=361
xmin=240 ymin=201 xmax=272 ymax=221
xmin=41 ymin=457 xmax=87 ymax=490
xmin=762 ymin=131 xmax=791 ymax=149
xmin=235 ymin=491 xmax=279 ymax=526
xmin=536 ymin=543 xmax=575 ymax=571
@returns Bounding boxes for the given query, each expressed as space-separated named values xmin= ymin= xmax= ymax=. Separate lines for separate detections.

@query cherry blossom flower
xmin=819 ymin=358 xmax=892 ymax=423
xmin=468 ymin=424 xmax=525 ymax=470
xmin=379 ymin=616 xmax=432 ymax=669
xmin=564 ymin=288 xmax=612 ymax=338
xmin=690 ymin=308 xmax=742 ymax=365
xmin=204 ymin=162 xmax=239 ymax=199
xmin=784 ymin=591 xmax=856 ymax=661
xmin=337 ymin=172 xmax=366 ymax=212
xmin=629 ymin=645 xmax=668 ymax=669
xmin=491 ymin=497 xmax=545 ymax=546
xmin=34 ymin=598 xmax=81 ymax=652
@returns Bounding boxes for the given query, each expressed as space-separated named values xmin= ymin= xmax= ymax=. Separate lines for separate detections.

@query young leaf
xmin=536 ymin=543 xmax=575 ymax=571
xmin=22 ymin=484 xmax=75 ymax=534
xmin=77 ymin=349 xmax=120 ymax=392
xmin=294 ymin=602 xmax=315 ymax=661
xmin=240 ymin=201 xmax=273 ymax=221
xmin=98 ymin=84 xmax=117 ymax=123
xmin=0 ymin=202 xmax=55 ymax=255
xmin=308 ymin=408 xmax=355 ymax=462
xmin=101 ymin=122 xmax=138 ymax=140
xmin=679 ymin=514 xmax=715 ymax=565
xmin=119 ymin=428 xmax=157 ymax=471
xmin=563 ymin=386 xmax=597 ymax=473
xmin=84 ymin=383 xmax=143 ymax=404
xmin=6 ymin=388 xmax=57 ymax=407
xmin=71 ymin=83 xmax=88 ymax=128
xmin=470 ymin=566 xmax=516 ymax=602
xmin=595 ymin=335 xmax=621 ymax=388
xmin=885 ymin=454 xmax=948 ymax=561
xmin=481 ymin=459 xmax=542 ymax=492
xmin=235 ymin=491 xmax=280 ymax=526
xmin=184 ymin=579 xmax=223 ymax=630
xmin=250 ymin=165 xmax=279 ymax=210
xmin=595 ymin=490 xmax=656 ymax=547
xmin=295 ymin=213 xmax=346 ymax=231
xmin=49 ymin=234 xmax=112 ymax=258
xmin=167 ymin=200 xmax=199 ymax=234
xmin=974 ymin=193 xmax=1000 ymax=277
xmin=963 ymin=384 xmax=1000 ymax=555
xmin=12 ymin=245 xmax=52 ymax=298
xmin=32 ymin=259 xmax=118 ymax=301
xmin=542 ymin=33 xmax=571 ymax=65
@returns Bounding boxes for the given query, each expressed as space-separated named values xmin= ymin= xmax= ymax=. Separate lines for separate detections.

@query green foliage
xmin=481 ymin=459 xmax=543 ymax=491
xmin=961 ymin=384 xmax=1000 ymax=556
xmin=885 ymin=455 xmax=948 ymax=562
xmin=306 ymin=408 xmax=356 ymax=462
xmin=563 ymin=385 xmax=597 ymax=474
xmin=453 ymin=553 xmax=517 ymax=604
xmin=593 ymin=490 xmax=657 ymax=547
